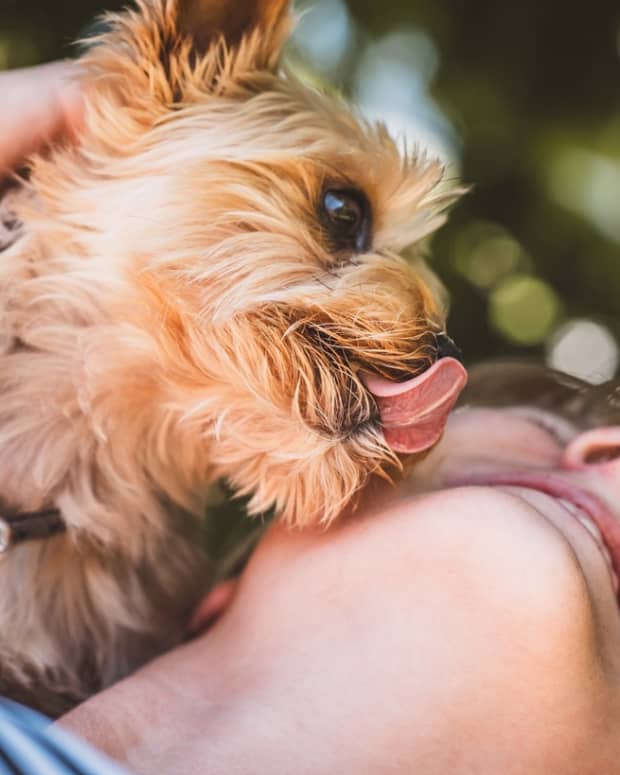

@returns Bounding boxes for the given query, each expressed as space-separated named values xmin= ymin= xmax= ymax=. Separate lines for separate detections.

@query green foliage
xmin=3 ymin=0 xmax=618 ymax=550
xmin=293 ymin=0 xmax=620 ymax=380
xmin=3 ymin=0 xmax=619 ymax=378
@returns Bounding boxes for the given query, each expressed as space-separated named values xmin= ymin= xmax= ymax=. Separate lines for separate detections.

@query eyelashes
xmin=511 ymin=407 xmax=578 ymax=446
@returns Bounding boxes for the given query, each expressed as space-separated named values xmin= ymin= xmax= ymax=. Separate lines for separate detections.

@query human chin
xmin=398 ymin=480 xmax=620 ymax=693
xmin=403 ymin=412 xmax=620 ymax=623
xmin=505 ymin=484 xmax=620 ymax=680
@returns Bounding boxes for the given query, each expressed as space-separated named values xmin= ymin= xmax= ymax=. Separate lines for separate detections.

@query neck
xmin=58 ymin=617 xmax=243 ymax=769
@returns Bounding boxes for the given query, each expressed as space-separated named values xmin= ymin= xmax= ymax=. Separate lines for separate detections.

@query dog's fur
xmin=0 ymin=0 xmax=459 ymax=714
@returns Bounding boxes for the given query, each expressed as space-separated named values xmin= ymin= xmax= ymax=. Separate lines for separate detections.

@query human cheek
xmin=221 ymin=491 xmax=620 ymax=771
xmin=382 ymin=490 xmax=617 ymax=767
xmin=415 ymin=409 xmax=564 ymax=485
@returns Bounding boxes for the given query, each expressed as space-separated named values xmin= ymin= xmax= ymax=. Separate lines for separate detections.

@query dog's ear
xmin=176 ymin=0 xmax=291 ymax=61
xmin=83 ymin=0 xmax=291 ymax=111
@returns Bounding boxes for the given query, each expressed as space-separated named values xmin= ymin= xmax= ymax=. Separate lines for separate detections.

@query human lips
xmin=449 ymin=471 xmax=620 ymax=597
xmin=552 ymin=495 xmax=619 ymax=590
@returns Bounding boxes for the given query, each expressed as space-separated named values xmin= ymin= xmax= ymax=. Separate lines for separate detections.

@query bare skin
xmin=5 ymin=64 xmax=620 ymax=775
xmin=59 ymin=408 xmax=620 ymax=774
xmin=0 ymin=61 xmax=82 ymax=173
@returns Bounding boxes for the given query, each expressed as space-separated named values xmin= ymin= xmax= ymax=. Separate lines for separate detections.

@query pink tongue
xmin=362 ymin=357 xmax=468 ymax=454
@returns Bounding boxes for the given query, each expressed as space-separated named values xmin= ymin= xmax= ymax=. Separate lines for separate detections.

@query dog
xmin=0 ymin=0 xmax=466 ymax=715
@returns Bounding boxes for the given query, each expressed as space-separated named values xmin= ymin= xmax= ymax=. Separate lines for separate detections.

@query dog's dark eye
xmin=321 ymin=189 xmax=371 ymax=253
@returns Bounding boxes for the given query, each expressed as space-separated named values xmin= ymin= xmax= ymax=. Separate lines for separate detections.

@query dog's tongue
xmin=363 ymin=357 xmax=468 ymax=454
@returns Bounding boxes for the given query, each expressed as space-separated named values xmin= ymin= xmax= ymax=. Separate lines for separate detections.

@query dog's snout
xmin=435 ymin=332 xmax=463 ymax=363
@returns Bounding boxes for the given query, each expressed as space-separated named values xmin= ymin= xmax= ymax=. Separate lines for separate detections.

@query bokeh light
xmin=453 ymin=222 xmax=526 ymax=290
xmin=352 ymin=29 xmax=458 ymax=162
xmin=547 ymin=319 xmax=619 ymax=384
xmin=490 ymin=275 xmax=562 ymax=346
xmin=2 ymin=0 xmax=620 ymax=554
xmin=1 ymin=0 xmax=619 ymax=375
xmin=547 ymin=146 xmax=620 ymax=244
xmin=292 ymin=0 xmax=355 ymax=76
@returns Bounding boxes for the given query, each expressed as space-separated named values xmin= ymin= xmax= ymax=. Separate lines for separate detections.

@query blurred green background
xmin=2 ymin=0 xmax=620 ymax=381
xmin=2 ymin=0 xmax=619 ymax=566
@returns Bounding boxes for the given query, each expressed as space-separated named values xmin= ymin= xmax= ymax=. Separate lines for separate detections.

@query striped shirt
xmin=0 ymin=699 xmax=131 ymax=775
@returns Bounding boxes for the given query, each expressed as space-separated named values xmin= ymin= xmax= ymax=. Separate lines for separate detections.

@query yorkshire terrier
xmin=0 ymin=0 xmax=466 ymax=714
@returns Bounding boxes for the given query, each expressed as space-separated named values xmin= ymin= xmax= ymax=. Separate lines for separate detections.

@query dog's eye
xmin=321 ymin=189 xmax=371 ymax=253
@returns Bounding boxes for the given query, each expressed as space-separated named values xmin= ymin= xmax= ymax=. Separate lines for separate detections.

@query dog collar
xmin=0 ymin=194 xmax=21 ymax=253
xmin=0 ymin=201 xmax=66 ymax=555
xmin=0 ymin=509 xmax=66 ymax=554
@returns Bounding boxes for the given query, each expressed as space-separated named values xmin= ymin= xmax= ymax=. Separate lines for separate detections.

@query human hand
xmin=0 ymin=61 xmax=83 ymax=173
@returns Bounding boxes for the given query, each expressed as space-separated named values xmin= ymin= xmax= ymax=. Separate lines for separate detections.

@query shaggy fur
xmin=0 ymin=0 xmax=459 ymax=714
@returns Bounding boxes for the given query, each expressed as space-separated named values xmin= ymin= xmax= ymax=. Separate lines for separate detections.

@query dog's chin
xmin=310 ymin=354 xmax=467 ymax=453
xmin=336 ymin=415 xmax=383 ymax=444
xmin=304 ymin=405 xmax=380 ymax=442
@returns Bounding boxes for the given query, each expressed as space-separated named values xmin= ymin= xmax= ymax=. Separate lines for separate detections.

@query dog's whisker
xmin=0 ymin=0 xmax=465 ymax=715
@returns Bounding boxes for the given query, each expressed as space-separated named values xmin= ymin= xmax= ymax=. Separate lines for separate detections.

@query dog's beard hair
xmin=0 ymin=0 xmax=461 ymax=712
xmin=9 ymin=120 xmax=452 ymax=527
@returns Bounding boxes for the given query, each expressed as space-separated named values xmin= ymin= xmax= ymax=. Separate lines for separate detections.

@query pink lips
xmin=362 ymin=357 xmax=468 ymax=454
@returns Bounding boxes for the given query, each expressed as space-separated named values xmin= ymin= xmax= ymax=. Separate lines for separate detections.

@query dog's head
xmin=30 ymin=0 xmax=466 ymax=527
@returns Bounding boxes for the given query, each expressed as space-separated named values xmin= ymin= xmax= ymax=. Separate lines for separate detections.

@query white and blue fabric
xmin=0 ymin=699 xmax=132 ymax=775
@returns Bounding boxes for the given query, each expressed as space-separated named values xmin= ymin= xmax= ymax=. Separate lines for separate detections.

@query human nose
xmin=562 ymin=427 xmax=620 ymax=469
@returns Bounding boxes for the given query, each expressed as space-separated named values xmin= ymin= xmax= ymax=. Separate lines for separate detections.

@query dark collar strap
xmin=0 ymin=201 xmax=66 ymax=554
xmin=0 ymin=509 xmax=66 ymax=554
xmin=0 ymin=194 xmax=22 ymax=254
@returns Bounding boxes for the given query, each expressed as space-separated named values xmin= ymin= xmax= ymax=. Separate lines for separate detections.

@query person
xmin=4 ymin=64 xmax=620 ymax=774
xmin=0 ymin=60 xmax=131 ymax=775
xmin=0 ymin=62 xmax=82 ymax=174
xmin=55 ymin=361 xmax=620 ymax=774
xmin=0 ymin=698 xmax=130 ymax=775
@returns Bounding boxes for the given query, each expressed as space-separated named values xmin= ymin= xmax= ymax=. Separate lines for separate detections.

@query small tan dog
xmin=0 ymin=0 xmax=466 ymax=714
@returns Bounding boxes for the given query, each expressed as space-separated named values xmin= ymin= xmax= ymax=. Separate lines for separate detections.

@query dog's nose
xmin=435 ymin=332 xmax=463 ymax=363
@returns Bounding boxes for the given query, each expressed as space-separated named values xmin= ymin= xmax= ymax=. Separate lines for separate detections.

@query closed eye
xmin=509 ymin=407 xmax=578 ymax=446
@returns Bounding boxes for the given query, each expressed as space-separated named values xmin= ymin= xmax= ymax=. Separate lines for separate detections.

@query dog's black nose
xmin=435 ymin=332 xmax=463 ymax=363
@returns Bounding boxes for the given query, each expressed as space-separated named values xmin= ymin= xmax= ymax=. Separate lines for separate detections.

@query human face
xmin=409 ymin=405 xmax=620 ymax=618
xmin=213 ymin=404 xmax=620 ymax=773
xmin=225 ymin=405 xmax=620 ymax=772
xmin=398 ymin=405 xmax=620 ymax=755
xmin=61 ymin=405 xmax=620 ymax=775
